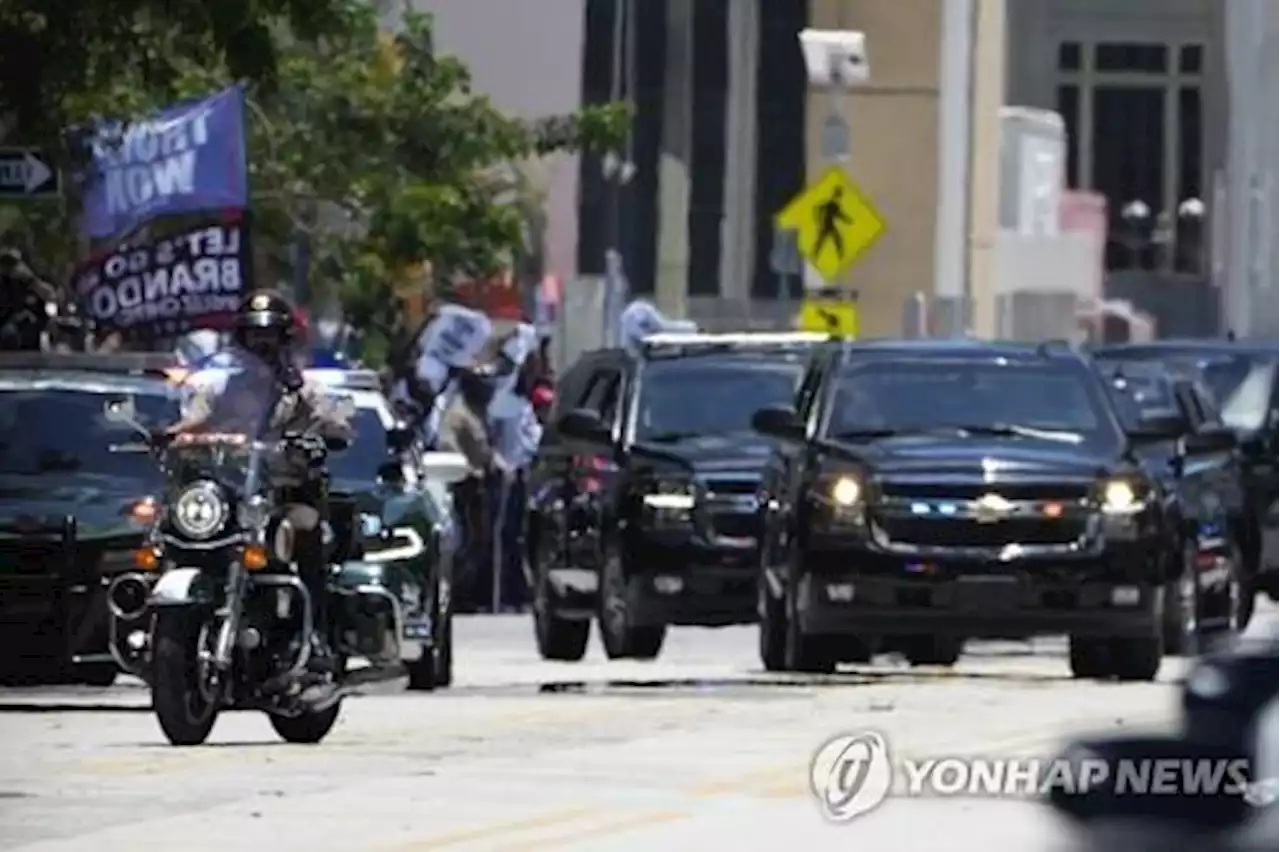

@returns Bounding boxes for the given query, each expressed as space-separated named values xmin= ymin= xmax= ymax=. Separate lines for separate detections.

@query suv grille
xmin=875 ymin=516 xmax=1088 ymax=548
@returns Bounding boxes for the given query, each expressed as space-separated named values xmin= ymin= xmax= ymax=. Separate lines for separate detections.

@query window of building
xmin=1057 ymin=42 xmax=1082 ymax=72
xmin=1094 ymin=43 xmax=1168 ymax=74
xmin=1055 ymin=40 xmax=1206 ymax=273
xmin=1178 ymin=44 xmax=1203 ymax=74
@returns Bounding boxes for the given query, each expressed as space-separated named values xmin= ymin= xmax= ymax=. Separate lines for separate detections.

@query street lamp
xmin=1176 ymin=196 xmax=1206 ymax=274
xmin=1118 ymin=199 xmax=1152 ymax=269
xmin=1117 ymin=197 xmax=1206 ymax=272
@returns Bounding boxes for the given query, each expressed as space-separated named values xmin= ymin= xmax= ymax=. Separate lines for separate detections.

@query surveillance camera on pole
xmin=799 ymin=29 xmax=870 ymax=88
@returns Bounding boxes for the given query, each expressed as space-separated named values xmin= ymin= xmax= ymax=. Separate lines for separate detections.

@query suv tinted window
xmin=581 ymin=369 xmax=623 ymax=426
xmin=634 ymin=356 xmax=803 ymax=441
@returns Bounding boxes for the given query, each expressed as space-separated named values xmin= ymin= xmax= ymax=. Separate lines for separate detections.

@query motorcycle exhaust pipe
xmin=106 ymin=573 xmax=153 ymax=620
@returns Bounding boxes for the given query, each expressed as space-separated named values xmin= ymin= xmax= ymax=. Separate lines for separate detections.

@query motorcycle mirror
xmin=332 ymin=396 xmax=357 ymax=420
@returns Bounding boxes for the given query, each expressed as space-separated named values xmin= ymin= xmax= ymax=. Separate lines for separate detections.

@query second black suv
xmin=525 ymin=332 xmax=824 ymax=662
xmin=751 ymin=340 xmax=1203 ymax=680
xmin=1098 ymin=359 xmax=1252 ymax=652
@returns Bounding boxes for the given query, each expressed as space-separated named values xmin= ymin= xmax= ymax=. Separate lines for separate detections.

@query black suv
xmin=1098 ymin=359 xmax=1252 ymax=652
xmin=526 ymin=332 xmax=824 ymax=662
xmin=1093 ymin=340 xmax=1279 ymax=605
xmin=751 ymin=339 xmax=1195 ymax=680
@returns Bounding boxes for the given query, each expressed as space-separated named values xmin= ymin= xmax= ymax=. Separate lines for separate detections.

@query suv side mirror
xmin=1182 ymin=425 xmax=1237 ymax=455
xmin=752 ymin=405 xmax=803 ymax=441
xmin=557 ymin=408 xmax=610 ymax=445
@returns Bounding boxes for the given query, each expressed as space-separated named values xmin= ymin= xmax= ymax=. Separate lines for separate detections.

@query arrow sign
xmin=0 ymin=148 xmax=60 ymax=198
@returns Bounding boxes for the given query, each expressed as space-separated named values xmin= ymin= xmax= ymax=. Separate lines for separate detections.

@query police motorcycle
xmin=101 ymin=353 xmax=411 ymax=746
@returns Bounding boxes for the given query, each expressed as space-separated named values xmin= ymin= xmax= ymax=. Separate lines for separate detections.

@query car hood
xmin=0 ymin=472 xmax=155 ymax=540
xmin=634 ymin=431 xmax=776 ymax=477
xmin=330 ymin=477 xmax=386 ymax=513
xmin=851 ymin=436 xmax=1114 ymax=481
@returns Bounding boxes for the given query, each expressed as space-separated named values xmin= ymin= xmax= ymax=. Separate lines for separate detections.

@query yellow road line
xmin=488 ymin=810 xmax=688 ymax=852
xmin=383 ymin=808 xmax=600 ymax=851
xmin=387 ymin=713 xmax=1172 ymax=849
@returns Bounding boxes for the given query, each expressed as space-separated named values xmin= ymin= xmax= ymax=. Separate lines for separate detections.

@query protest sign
xmin=413 ymin=305 xmax=493 ymax=393
xmin=80 ymin=86 xmax=249 ymax=239
xmin=619 ymin=299 xmax=699 ymax=354
xmin=74 ymin=219 xmax=251 ymax=338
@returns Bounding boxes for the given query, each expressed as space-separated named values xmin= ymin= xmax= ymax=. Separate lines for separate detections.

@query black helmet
xmin=234 ymin=290 xmax=296 ymax=361
xmin=457 ymin=362 xmax=499 ymax=409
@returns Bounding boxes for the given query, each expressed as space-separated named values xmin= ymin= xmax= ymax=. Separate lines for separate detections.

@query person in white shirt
xmin=479 ymin=322 xmax=544 ymax=611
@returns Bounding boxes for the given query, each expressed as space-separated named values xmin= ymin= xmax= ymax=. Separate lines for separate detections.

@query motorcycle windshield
xmin=174 ymin=349 xmax=281 ymax=441
xmin=165 ymin=349 xmax=283 ymax=493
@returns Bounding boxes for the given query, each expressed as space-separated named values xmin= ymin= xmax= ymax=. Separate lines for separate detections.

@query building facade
xmin=417 ymin=0 xmax=1272 ymax=338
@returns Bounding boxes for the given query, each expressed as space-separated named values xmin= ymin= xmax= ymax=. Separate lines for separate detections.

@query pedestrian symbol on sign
xmin=813 ymin=187 xmax=852 ymax=261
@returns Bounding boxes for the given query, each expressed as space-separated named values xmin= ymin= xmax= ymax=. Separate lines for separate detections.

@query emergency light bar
xmin=0 ymin=351 xmax=179 ymax=374
xmin=641 ymin=331 xmax=830 ymax=350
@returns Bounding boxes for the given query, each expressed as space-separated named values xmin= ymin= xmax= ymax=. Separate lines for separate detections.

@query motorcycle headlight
xmin=171 ymin=481 xmax=229 ymax=540
xmin=1099 ymin=477 xmax=1148 ymax=515
xmin=236 ymin=494 xmax=271 ymax=531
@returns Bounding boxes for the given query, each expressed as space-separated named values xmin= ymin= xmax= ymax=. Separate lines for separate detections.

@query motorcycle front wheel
xmin=269 ymin=704 xmax=342 ymax=744
xmin=151 ymin=610 xmax=220 ymax=746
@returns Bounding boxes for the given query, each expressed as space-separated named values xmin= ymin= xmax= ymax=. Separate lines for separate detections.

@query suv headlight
xmin=171 ymin=481 xmax=229 ymax=540
xmin=813 ymin=472 xmax=867 ymax=529
xmin=641 ymin=479 xmax=696 ymax=525
xmin=831 ymin=476 xmax=862 ymax=507
xmin=1098 ymin=477 xmax=1149 ymax=515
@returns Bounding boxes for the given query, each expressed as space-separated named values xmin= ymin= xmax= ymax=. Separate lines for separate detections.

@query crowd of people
xmin=384 ymin=303 xmax=556 ymax=613
xmin=0 ymin=246 xmax=581 ymax=615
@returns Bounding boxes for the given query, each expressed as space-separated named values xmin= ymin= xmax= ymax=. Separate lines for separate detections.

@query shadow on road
xmin=0 ymin=702 xmax=150 ymax=714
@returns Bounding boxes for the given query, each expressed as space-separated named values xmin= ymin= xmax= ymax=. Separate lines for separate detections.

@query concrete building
xmin=413 ymin=0 xmax=1276 ymax=339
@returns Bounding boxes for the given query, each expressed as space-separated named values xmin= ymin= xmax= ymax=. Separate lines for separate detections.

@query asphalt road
xmin=1 ymin=607 xmax=1275 ymax=852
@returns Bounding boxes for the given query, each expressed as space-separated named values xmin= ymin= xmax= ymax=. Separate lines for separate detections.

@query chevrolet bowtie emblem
xmin=973 ymin=493 xmax=1013 ymax=524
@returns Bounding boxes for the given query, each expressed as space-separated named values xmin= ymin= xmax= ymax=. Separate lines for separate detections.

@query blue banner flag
xmin=80 ymin=85 xmax=249 ymax=239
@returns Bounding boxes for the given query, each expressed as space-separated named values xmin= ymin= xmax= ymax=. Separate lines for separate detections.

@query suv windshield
xmin=0 ymin=389 xmax=176 ymax=478
xmin=1194 ymin=353 xmax=1275 ymax=404
xmin=635 ymin=357 xmax=802 ymax=441
xmin=1105 ymin=374 xmax=1179 ymax=430
xmin=826 ymin=360 xmax=1121 ymax=449
xmin=1217 ymin=360 xmax=1278 ymax=432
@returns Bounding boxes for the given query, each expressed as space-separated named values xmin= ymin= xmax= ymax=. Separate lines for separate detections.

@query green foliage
xmin=0 ymin=0 xmax=629 ymax=362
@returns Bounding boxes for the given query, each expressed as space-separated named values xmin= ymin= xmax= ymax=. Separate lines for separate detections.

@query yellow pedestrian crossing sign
xmin=797 ymin=291 xmax=860 ymax=338
xmin=775 ymin=166 xmax=886 ymax=282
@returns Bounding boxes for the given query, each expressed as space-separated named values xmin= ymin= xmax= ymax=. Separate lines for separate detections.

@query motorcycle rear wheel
xmin=151 ymin=611 xmax=219 ymax=746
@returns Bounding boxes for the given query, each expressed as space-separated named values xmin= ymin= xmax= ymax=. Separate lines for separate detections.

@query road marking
xmin=382 ymin=808 xmax=598 ymax=850
xmin=386 ymin=709 xmax=1175 ymax=849
xmin=488 ymin=810 xmax=688 ymax=851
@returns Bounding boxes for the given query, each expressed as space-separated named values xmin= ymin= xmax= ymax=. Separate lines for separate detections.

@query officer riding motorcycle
xmin=160 ymin=291 xmax=353 ymax=686
xmin=0 ymin=248 xmax=60 ymax=351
